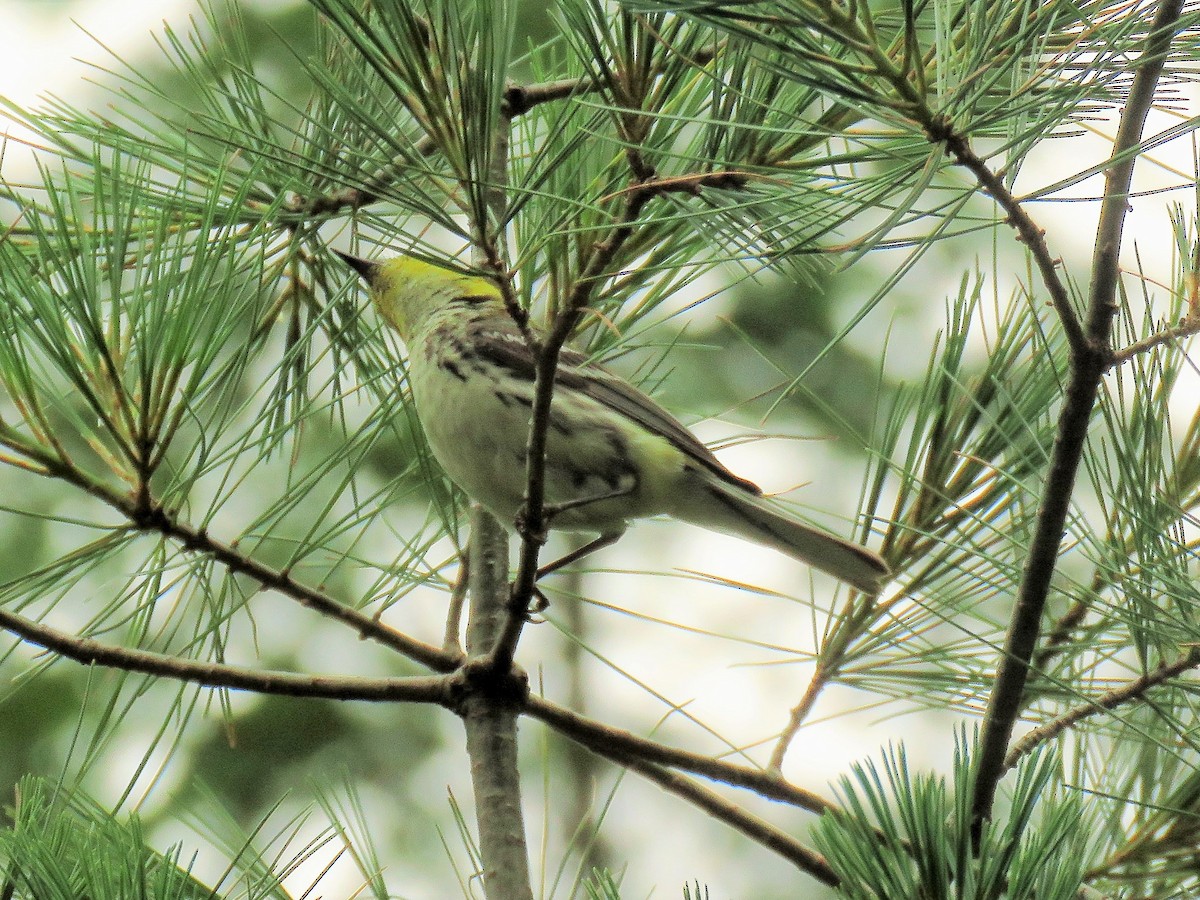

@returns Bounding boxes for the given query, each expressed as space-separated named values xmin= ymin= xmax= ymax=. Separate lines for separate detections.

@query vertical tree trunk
xmin=461 ymin=506 xmax=534 ymax=900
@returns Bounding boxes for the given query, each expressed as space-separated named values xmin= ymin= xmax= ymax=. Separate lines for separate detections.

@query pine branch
xmin=769 ymin=653 xmax=841 ymax=773
xmin=936 ymin=126 xmax=1085 ymax=358
xmin=459 ymin=505 xmax=533 ymax=900
xmin=493 ymin=178 xmax=658 ymax=670
xmin=122 ymin=499 xmax=458 ymax=671
xmin=970 ymin=0 xmax=1186 ymax=842
xmin=0 ymin=606 xmax=452 ymax=703
xmin=292 ymin=134 xmax=437 ymax=215
xmin=457 ymin=102 xmax=537 ymax=900
xmin=1107 ymin=316 xmax=1200 ymax=367
xmin=590 ymin=746 xmax=840 ymax=886
xmin=1003 ymin=650 xmax=1200 ymax=771
xmin=295 ymin=41 xmax=723 ymax=218
xmin=525 ymin=695 xmax=836 ymax=814
xmin=0 ymin=434 xmax=457 ymax=672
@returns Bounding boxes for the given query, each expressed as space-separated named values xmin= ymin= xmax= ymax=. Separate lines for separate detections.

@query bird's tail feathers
xmin=675 ymin=477 xmax=890 ymax=593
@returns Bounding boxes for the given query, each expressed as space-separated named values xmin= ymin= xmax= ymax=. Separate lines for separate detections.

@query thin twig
xmin=970 ymin=0 xmax=1185 ymax=843
xmin=597 ymin=169 xmax=754 ymax=203
xmin=0 ymin=607 xmax=453 ymax=703
xmin=1039 ymin=531 xmax=1200 ymax=673
xmin=1035 ymin=596 xmax=1091 ymax=669
xmin=0 ymin=436 xmax=460 ymax=673
xmin=443 ymin=547 xmax=469 ymax=655
xmin=807 ymin=2 xmax=1084 ymax=358
xmin=501 ymin=43 xmax=721 ymax=117
xmin=584 ymin=742 xmax=839 ymax=885
xmin=491 ymin=164 xmax=759 ymax=670
xmin=502 ymin=79 xmax=594 ymax=116
xmin=297 ymin=41 xmax=723 ymax=217
xmin=525 ymin=695 xmax=836 ymax=814
xmin=1107 ymin=316 xmax=1200 ymax=368
xmin=935 ymin=125 xmax=1086 ymax=359
xmin=294 ymin=135 xmax=439 ymax=216
xmin=489 ymin=184 xmax=658 ymax=672
xmin=768 ymin=665 xmax=832 ymax=772
xmin=750 ymin=5 xmax=1081 ymax=769
xmin=1004 ymin=649 xmax=1200 ymax=771
xmin=119 ymin=499 xmax=459 ymax=672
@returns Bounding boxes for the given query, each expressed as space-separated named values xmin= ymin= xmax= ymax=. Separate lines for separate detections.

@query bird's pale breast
xmin=406 ymin=322 xmax=681 ymax=533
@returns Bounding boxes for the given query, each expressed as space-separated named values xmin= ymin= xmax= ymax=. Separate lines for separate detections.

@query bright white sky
xmin=0 ymin=1 xmax=194 ymax=112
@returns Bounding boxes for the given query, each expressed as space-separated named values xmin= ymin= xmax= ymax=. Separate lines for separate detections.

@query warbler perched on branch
xmin=338 ymin=252 xmax=890 ymax=593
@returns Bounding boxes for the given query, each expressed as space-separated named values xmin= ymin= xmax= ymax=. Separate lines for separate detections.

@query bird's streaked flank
xmin=339 ymin=251 xmax=890 ymax=593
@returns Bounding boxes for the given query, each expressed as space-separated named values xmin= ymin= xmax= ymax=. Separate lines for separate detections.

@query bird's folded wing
xmin=466 ymin=320 xmax=761 ymax=495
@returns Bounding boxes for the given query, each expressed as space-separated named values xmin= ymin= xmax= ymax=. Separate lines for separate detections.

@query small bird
xmin=338 ymin=252 xmax=890 ymax=593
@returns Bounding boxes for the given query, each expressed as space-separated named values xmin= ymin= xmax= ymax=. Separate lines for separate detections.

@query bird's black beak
xmin=334 ymin=250 xmax=380 ymax=286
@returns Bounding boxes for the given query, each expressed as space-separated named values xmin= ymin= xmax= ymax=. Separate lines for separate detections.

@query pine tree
xmin=0 ymin=1 xmax=1198 ymax=897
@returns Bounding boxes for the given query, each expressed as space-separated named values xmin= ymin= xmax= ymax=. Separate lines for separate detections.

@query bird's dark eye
xmin=452 ymin=295 xmax=492 ymax=307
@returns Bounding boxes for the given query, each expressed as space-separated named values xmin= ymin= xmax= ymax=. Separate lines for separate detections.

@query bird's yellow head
xmin=337 ymin=252 xmax=502 ymax=342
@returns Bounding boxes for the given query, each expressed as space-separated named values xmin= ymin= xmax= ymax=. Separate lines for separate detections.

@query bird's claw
xmin=513 ymin=504 xmax=548 ymax=546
